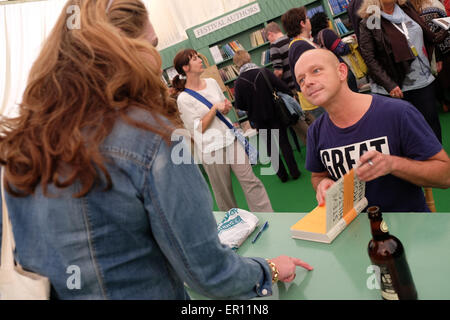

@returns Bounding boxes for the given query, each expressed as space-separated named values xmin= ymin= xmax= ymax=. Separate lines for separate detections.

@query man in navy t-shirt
xmin=294 ymin=49 xmax=450 ymax=212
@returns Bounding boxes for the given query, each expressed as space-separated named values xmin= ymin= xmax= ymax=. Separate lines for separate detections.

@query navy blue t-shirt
xmin=306 ymin=94 xmax=442 ymax=212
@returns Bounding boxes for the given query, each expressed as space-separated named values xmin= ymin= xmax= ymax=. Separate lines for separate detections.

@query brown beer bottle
xmin=367 ymin=206 xmax=418 ymax=300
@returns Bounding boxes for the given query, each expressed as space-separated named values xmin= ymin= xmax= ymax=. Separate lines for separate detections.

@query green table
xmin=188 ymin=212 xmax=450 ymax=300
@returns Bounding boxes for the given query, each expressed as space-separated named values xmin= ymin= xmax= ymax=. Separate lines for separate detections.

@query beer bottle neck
xmin=370 ymin=219 xmax=390 ymax=240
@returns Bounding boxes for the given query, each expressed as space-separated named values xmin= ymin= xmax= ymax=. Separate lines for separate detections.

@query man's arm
xmin=356 ymin=149 xmax=450 ymax=189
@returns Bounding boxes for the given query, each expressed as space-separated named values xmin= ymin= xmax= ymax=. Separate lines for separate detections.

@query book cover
xmin=209 ymin=45 xmax=224 ymax=64
xmin=290 ymin=169 xmax=368 ymax=244
xmin=250 ymin=32 xmax=257 ymax=47
xmin=229 ymin=41 xmax=239 ymax=52
xmin=255 ymin=30 xmax=265 ymax=46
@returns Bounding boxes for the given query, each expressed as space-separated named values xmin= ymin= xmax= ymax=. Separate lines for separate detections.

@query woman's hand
xmin=213 ymin=101 xmax=227 ymax=113
xmin=389 ymin=86 xmax=403 ymax=99
xmin=222 ymin=99 xmax=233 ymax=115
xmin=268 ymin=255 xmax=313 ymax=283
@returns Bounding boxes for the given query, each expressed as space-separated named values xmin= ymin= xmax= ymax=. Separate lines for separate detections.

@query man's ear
xmin=338 ymin=62 xmax=348 ymax=81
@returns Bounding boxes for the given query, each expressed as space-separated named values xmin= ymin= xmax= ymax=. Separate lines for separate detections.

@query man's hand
xmin=315 ymin=177 xmax=335 ymax=206
xmin=355 ymin=150 xmax=393 ymax=182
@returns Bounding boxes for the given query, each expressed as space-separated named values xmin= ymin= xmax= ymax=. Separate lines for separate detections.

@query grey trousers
xmin=202 ymin=140 xmax=273 ymax=212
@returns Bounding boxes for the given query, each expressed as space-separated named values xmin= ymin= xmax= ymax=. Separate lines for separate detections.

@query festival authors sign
xmin=193 ymin=3 xmax=261 ymax=38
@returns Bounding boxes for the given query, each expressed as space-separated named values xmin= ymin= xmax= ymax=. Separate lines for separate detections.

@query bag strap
xmin=1 ymin=167 xmax=15 ymax=270
xmin=259 ymin=69 xmax=278 ymax=101
xmin=317 ymin=29 xmax=326 ymax=48
xmin=183 ymin=88 xmax=234 ymax=130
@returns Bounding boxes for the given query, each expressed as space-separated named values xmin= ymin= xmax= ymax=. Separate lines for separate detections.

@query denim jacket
xmin=1 ymin=109 xmax=272 ymax=299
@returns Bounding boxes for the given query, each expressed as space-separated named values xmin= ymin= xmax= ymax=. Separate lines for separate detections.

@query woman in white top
xmin=172 ymin=49 xmax=273 ymax=212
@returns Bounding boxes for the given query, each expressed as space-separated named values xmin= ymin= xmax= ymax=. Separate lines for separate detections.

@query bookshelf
xmin=323 ymin=0 xmax=354 ymax=37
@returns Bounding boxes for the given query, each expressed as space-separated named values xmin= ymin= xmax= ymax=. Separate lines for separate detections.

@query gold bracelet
xmin=265 ymin=259 xmax=279 ymax=283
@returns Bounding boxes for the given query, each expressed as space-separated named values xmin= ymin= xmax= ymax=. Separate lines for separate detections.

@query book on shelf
xmin=225 ymin=86 xmax=235 ymax=101
xmin=210 ymin=45 xmax=224 ymax=64
xmin=290 ymin=169 xmax=368 ymax=244
xmin=219 ymin=65 xmax=240 ymax=82
xmin=250 ymin=28 xmax=267 ymax=47
xmin=215 ymin=40 xmax=246 ymax=61
xmin=260 ymin=49 xmax=270 ymax=66
xmin=334 ymin=18 xmax=350 ymax=35
xmin=307 ymin=5 xmax=324 ymax=18
xmin=165 ymin=67 xmax=179 ymax=81
xmin=327 ymin=0 xmax=347 ymax=15
xmin=432 ymin=17 xmax=450 ymax=30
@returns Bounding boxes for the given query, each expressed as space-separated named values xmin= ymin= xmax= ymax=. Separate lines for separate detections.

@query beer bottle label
xmin=379 ymin=265 xmax=399 ymax=300
xmin=380 ymin=220 xmax=388 ymax=233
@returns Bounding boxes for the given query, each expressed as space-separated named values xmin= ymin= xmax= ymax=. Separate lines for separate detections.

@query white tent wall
xmin=0 ymin=0 xmax=252 ymax=118
xmin=0 ymin=0 xmax=65 ymax=118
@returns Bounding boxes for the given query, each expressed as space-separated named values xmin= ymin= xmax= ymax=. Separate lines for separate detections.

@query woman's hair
xmin=171 ymin=48 xmax=198 ymax=94
xmin=233 ymin=50 xmax=251 ymax=68
xmin=310 ymin=12 xmax=329 ymax=37
xmin=358 ymin=0 xmax=407 ymax=18
xmin=0 ymin=0 xmax=178 ymax=198
xmin=281 ymin=7 xmax=307 ymax=38
xmin=409 ymin=0 xmax=432 ymax=12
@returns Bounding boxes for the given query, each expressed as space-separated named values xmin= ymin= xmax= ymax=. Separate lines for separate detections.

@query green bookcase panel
xmin=159 ymin=39 xmax=192 ymax=70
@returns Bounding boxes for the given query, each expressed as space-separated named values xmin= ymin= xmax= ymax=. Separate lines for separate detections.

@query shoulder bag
xmin=260 ymin=69 xmax=299 ymax=127
xmin=0 ymin=167 xmax=50 ymax=300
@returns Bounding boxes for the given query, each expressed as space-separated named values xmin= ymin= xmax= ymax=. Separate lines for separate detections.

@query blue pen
xmin=252 ymin=221 xmax=269 ymax=244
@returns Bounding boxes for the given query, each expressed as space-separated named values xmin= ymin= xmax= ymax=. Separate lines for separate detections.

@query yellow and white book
xmin=290 ymin=169 xmax=368 ymax=244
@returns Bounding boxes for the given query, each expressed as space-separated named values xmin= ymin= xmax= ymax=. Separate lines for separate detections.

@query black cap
xmin=367 ymin=206 xmax=382 ymax=219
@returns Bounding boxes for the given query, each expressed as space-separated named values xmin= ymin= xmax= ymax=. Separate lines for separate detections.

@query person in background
xmin=233 ymin=50 xmax=302 ymax=182
xmin=0 ymin=0 xmax=312 ymax=299
xmin=310 ymin=11 xmax=359 ymax=92
xmin=265 ymin=21 xmax=310 ymax=145
xmin=358 ymin=0 xmax=445 ymax=143
xmin=173 ymin=49 xmax=273 ymax=212
xmin=295 ymin=49 xmax=450 ymax=212
xmin=410 ymin=0 xmax=450 ymax=112
xmin=347 ymin=0 xmax=364 ymax=41
xmin=265 ymin=22 xmax=296 ymax=91
xmin=281 ymin=6 xmax=325 ymax=121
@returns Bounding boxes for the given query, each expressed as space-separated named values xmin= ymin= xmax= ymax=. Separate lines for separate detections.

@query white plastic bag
xmin=217 ymin=208 xmax=259 ymax=250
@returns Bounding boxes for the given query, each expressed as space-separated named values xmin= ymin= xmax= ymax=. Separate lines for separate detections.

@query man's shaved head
xmin=294 ymin=49 xmax=349 ymax=107
xmin=295 ymin=49 xmax=340 ymax=78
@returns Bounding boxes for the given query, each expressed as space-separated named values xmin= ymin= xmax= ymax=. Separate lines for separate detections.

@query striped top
xmin=269 ymin=35 xmax=295 ymax=90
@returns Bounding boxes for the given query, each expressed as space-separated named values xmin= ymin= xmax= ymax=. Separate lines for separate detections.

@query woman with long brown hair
xmin=0 ymin=0 xmax=311 ymax=299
